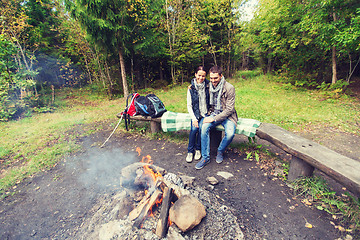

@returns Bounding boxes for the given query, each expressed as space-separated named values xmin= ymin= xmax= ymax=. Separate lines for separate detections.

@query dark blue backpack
xmin=135 ymin=94 xmax=167 ymax=118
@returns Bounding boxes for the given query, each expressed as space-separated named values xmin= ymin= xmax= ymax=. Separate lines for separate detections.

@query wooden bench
xmin=118 ymin=114 xmax=360 ymax=196
xmin=257 ymin=123 xmax=360 ymax=196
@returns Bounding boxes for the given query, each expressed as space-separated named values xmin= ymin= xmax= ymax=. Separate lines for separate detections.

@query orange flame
xmin=148 ymin=192 xmax=163 ymax=218
xmin=136 ymin=147 xmax=164 ymax=220
xmin=141 ymin=155 xmax=153 ymax=164
xmin=136 ymin=147 xmax=141 ymax=156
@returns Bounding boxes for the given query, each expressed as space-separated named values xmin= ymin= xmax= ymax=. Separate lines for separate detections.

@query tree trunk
xmin=165 ymin=0 xmax=175 ymax=83
xmin=159 ymin=61 xmax=163 ymax=82
xmin=331 ymin=10 xmax=337 ymax=85
xmin=104 ymin=61 xmax=114 ymax=96
xmin=83 ymin=56 xmax=93 ymax=84
xmin=119 ymin=47 xmax=129 ymax=97
xmin=131 ymin=57 xmax=135 ymax=92
xmin=92 ymin=47 xmax=107 ymax=89
xmin=332 ymin=45 xmax=337 ymax=84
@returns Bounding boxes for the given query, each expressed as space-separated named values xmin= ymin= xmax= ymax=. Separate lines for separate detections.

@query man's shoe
xmin=195 ymin=159 xmax=210 ymax=170
xmin=194 ymin=150 xmax=202 ymax=161
xmin=216 ymin=151 xmax=224 ymax=164
xmin=186 ymin=153 xmax=193 ymax=163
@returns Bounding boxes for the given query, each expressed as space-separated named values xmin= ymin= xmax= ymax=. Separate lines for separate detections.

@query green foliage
xmin=241 ymin=0 xmax=360 ymax=85
xmin=0 ymin=34 xmax=38 ymax=121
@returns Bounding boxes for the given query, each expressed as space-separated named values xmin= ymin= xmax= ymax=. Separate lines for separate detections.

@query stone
xmin=205 ymin=185 xmax=215 ymax=191
xmin=167 ymin=225 xmax=186 ymax=240
xmin=217 ymin=171 xmax=234 ymax=180
xmin=206 ymin=176 xmax=219 ymax=185
xmin=120 ymin=162 xmax=166 ymax=187
xmin=169 ymin=194 xmax=206 ymax=232
xmin=179 ymin=175 xmax=195 ymax=187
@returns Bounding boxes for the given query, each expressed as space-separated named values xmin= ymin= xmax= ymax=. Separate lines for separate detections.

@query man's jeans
xmin=200 ymin=118 xmax=236 ymax=161
xmin=187 ymin=120 xmax=201 ymax=153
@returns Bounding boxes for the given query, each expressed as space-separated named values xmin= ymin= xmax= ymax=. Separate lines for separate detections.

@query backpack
xmin=124 ymin=93 xmax=140 ymax=116
xmin=121 ymin=93 xmax=140 ymax=131
xmin=135 ymin=94 xmax=167 ymax=118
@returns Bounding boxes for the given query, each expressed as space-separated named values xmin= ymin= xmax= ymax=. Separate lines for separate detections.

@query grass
xmin=0 ymin=71 xmax=359 ymax=233
xmin=291 ymin=176 xmax=360 ymax=234
xmin=154 ymin=71 xmax=360 ymax=134
xmin=0 ymin=88 xmax=124 ymax=197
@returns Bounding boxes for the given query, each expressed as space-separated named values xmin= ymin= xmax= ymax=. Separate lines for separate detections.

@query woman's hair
xmin=209 ymin=66 xmax=222 ymax=75
xmin=196 ymin=66 xmax=206 ymax=73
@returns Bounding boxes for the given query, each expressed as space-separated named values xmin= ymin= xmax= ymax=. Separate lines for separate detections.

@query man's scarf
xmin=210 ymin=76 xmax=225 ymax=114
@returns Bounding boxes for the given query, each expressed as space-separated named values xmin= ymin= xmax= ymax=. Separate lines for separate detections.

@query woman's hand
xmin=192 ymin=120 xmax=199 ymax=128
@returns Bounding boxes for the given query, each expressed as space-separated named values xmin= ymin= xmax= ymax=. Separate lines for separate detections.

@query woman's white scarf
xmin=193 ymin=79 xmax=207 ymax=117
xmin=210 ymin=76 xmax=225 ymax=114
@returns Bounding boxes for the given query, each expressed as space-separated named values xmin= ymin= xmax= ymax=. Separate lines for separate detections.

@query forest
xmin=1 ymin=0 xmax=360 ymax=121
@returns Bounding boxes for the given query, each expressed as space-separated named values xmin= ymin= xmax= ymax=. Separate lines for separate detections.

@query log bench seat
xmin=116 ymin=113 xmax=360 ymax=196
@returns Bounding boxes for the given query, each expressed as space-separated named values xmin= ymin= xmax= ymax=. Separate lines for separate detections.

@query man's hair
xmin=209 ymin=66 xmax=222 ymax=75
xmin=196 ymin=66 xmax=206 ymax=73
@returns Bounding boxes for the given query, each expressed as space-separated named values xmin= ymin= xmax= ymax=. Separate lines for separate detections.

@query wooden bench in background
xmin=117 ymin=114 xmax=360 ymax=196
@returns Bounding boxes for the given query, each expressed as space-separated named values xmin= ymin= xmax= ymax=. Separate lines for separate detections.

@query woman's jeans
xmin=200 ymin=118 xmax=236 ymax=161
xmin=187 ymin=120 xmax=201 ymax=153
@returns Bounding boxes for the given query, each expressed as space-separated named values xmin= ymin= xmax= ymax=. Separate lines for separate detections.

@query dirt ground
xmin=0 ymin=83 xmax=359 ymax=240
xmin=0 ymin=123 xmax=359 ymax=240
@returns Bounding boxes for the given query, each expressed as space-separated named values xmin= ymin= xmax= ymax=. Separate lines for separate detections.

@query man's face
xmin=210 ymin=72 xmax=222 ymax=87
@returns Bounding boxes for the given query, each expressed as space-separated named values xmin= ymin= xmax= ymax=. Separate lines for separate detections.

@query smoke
xmin=34 ymin=53 xmax=86 ymax=87
xmin=66 ymin=146 xmax=137 ymax=193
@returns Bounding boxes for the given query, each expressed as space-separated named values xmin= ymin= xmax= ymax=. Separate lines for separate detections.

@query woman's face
xmin=195 ymin=70 xmax=206 ymax=84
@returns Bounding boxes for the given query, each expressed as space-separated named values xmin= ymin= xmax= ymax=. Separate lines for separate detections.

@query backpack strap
xmin=124 ymin=113 xmax=130 ymax=131
xmin=123 ymin=93 xmax=135 ymax=131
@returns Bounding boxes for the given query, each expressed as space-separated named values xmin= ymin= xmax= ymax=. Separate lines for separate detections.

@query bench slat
xmin=257 ymin=123 xmax=360 ymax=195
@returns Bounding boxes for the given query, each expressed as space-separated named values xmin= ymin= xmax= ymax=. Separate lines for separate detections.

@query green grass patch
xmin=291 ymin=176 xmax=360 ymax=233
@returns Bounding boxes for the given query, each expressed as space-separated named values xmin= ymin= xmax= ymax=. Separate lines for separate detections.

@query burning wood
xmin=123 ymin=148 xmax=207 ymax=238
xmin=155 ymin=186 xmax=174 ymax=238
xmin=129 ymin=178 xmax=164 ymax=221
xmin=133 ymin=189 xmax=162 ymax=228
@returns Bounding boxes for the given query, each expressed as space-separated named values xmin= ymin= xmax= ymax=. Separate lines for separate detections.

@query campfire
xmin=125 ymin=147 xmax=206 ymax=238
xmin=74 ymin=148 xmax=244 ymax=240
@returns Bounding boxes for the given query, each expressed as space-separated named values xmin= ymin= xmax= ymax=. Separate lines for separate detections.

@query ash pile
xmin=73 ymin=161 xmax=244 ymax=240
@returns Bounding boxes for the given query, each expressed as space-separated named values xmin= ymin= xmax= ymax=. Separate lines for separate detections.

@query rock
xmin=114 ymin=191 xmax=134 ymax=219
xmin=205 ymin=185 xmax=215 ymax=191
xmin=167 ymin=225 xmax=186 ymax=240
xmin=169 ymin=194 xmax=206 ymax=232
xmin=179 ymin=175 xmax=195 ymax=187
xmin=206 ymin=176 xmax=219 ymax=185
xmin=120 ymin=162 xmax=166 ymax=187
xmin=217 ymin=171 xmax=234 ymax=180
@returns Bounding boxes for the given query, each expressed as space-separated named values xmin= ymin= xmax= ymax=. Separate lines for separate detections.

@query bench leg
xmin=210 ymin=129 xmax=222 ymax=154
xmin=288 ymin=156 xmax=314 ymax=181
xmin=150 ymin=121 xmax=161 ymax=133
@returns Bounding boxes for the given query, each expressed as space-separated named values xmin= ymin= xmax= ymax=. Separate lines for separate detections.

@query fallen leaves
xmin=305 ymin=222 xmax=313 ymax=229
xmin=330 ymin=221 xmax=352 ymax=233
xmin=303 ymin=217 xmax=313 ymax=229
xmin=302 ymin=198 xmax=312 ymax=206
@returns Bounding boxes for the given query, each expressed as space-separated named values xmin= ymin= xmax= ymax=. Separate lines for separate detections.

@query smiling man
xmin=195 ymin=66 xmax=238 ymax=170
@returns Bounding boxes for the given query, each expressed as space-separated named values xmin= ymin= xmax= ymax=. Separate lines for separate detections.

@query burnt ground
xmin=0 ymin=123 xmax=359 ymax=240
xmin=0 ymin=82 xmax=359 ymax=240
